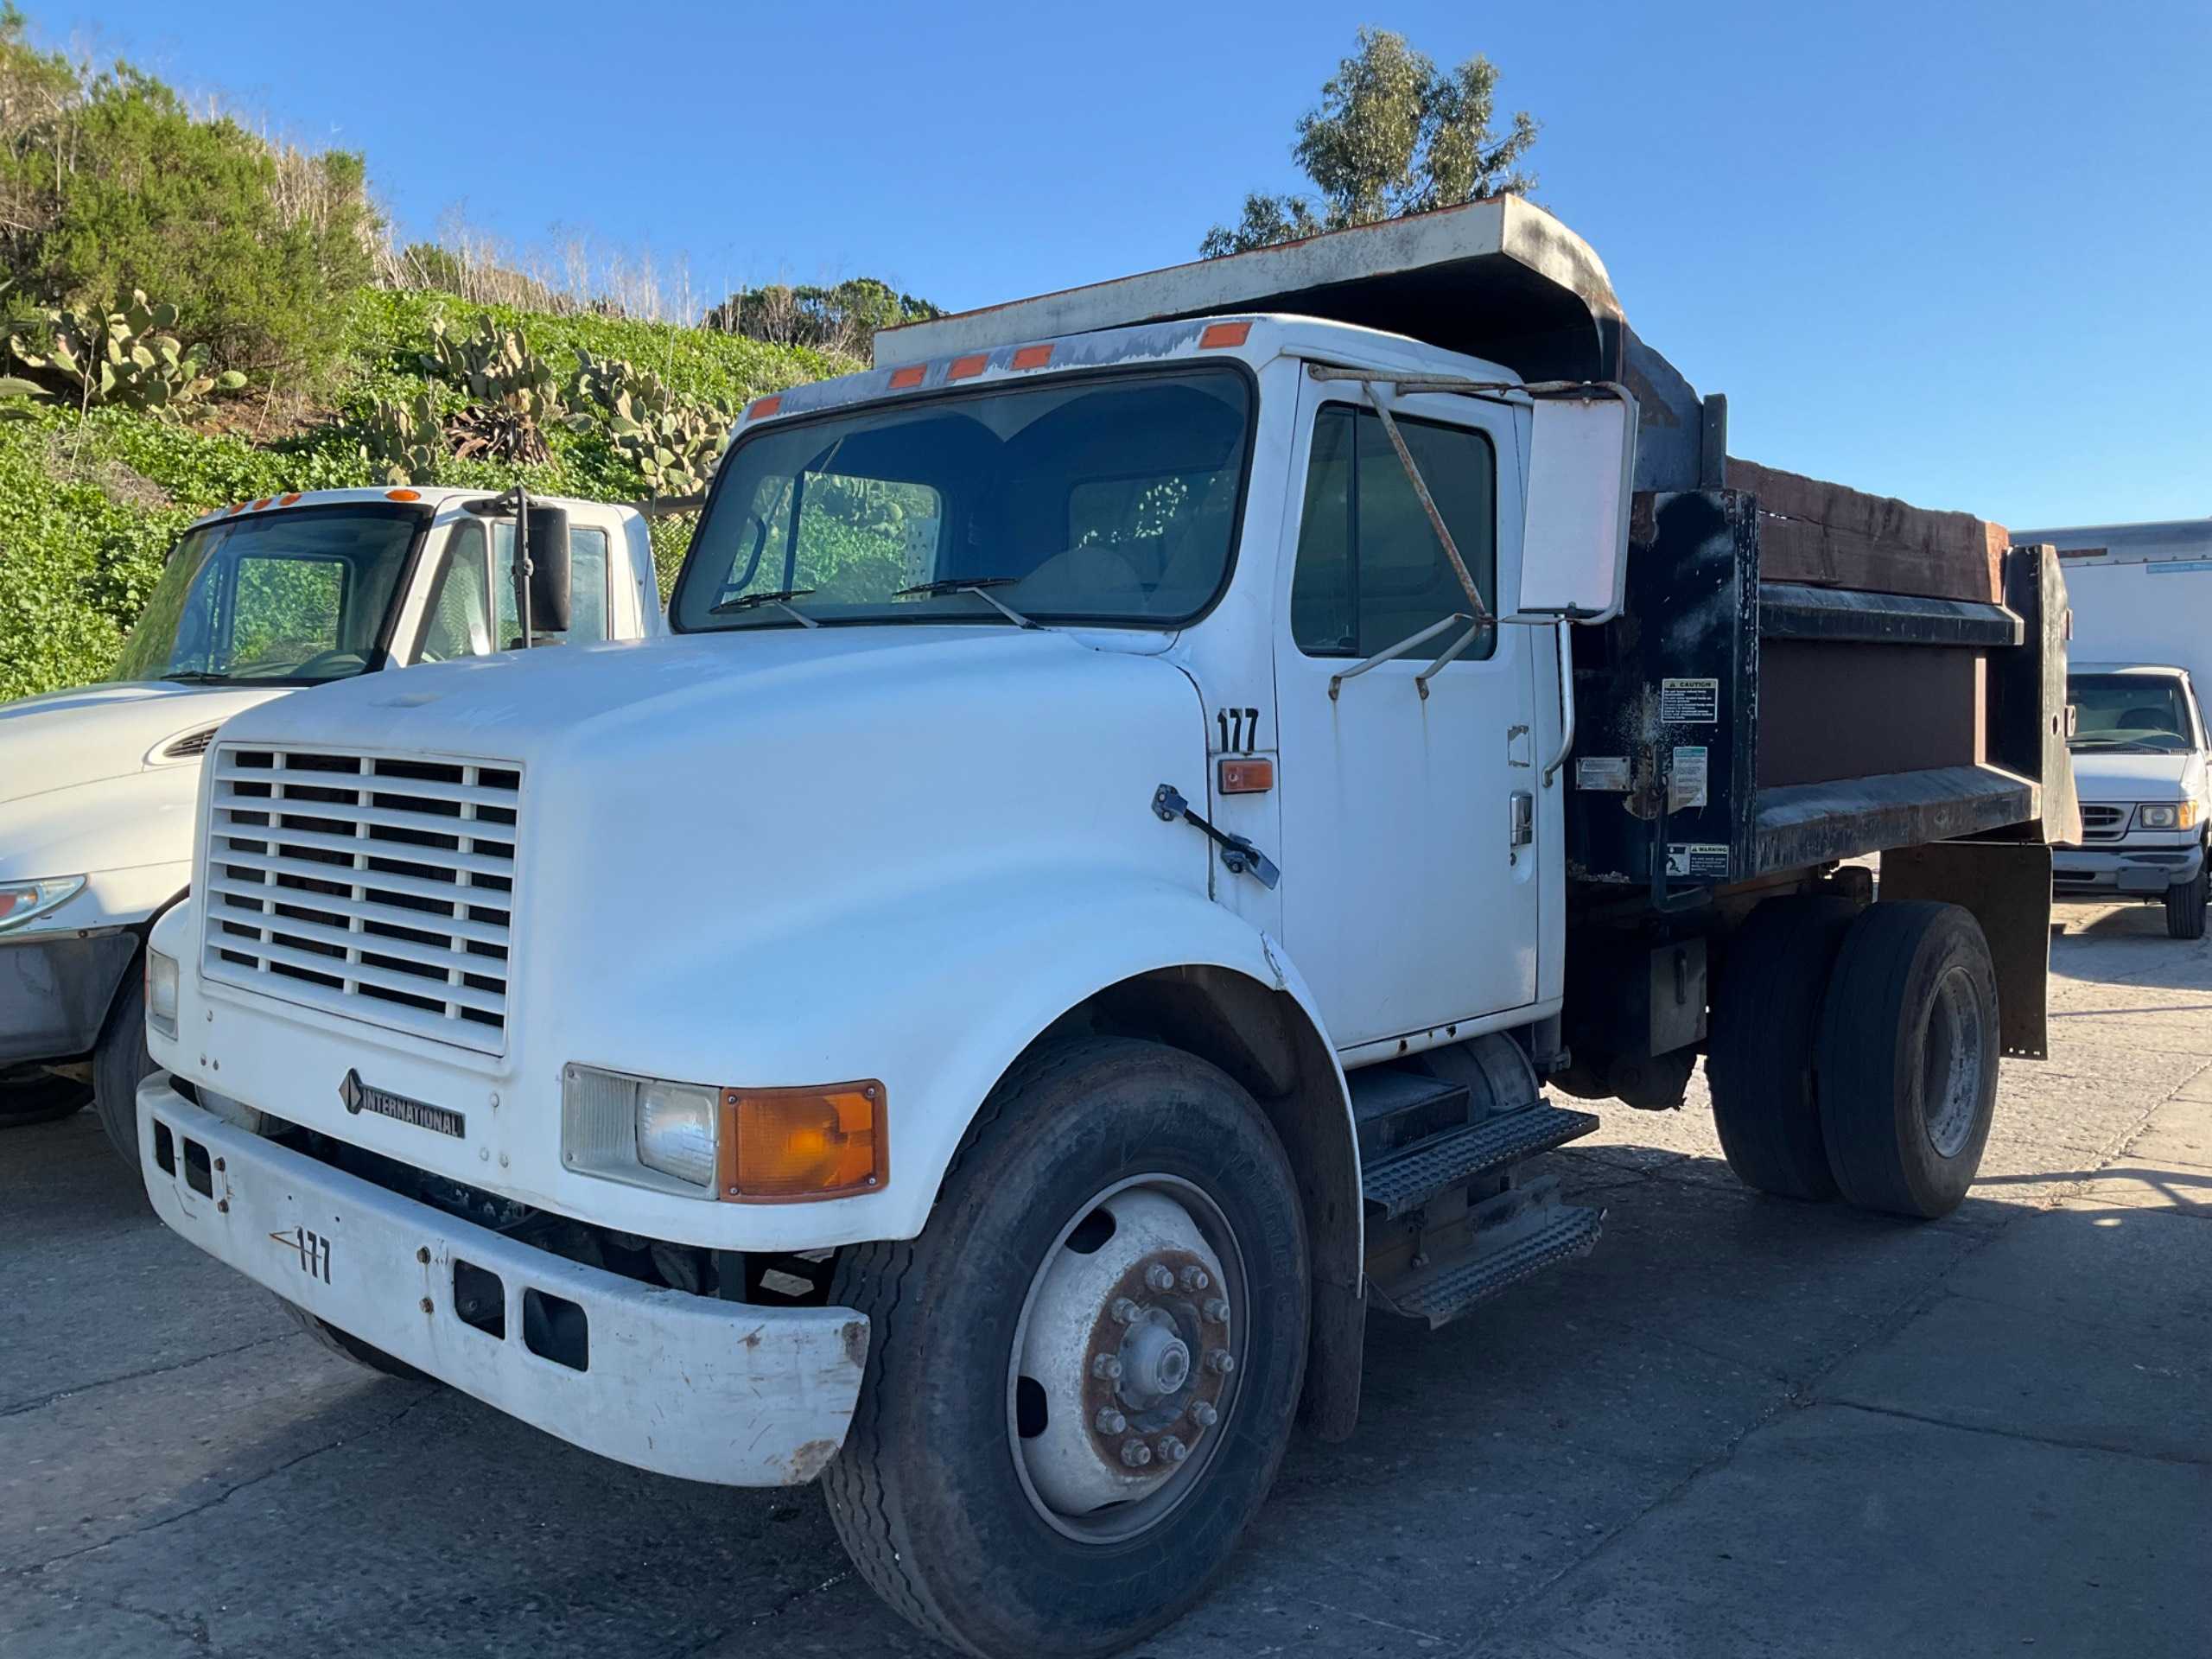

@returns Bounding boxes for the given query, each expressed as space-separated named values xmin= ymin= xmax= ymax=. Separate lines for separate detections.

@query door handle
xmin=1510 ymin=791 xmax=1534 ymax=849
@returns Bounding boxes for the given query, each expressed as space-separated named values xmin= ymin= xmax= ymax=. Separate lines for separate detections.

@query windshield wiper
xmin=893 ymin=576 xmax=1036 ymax=629
xmin=160 ymin=671 xmax=236 ymax=685
xmin=708 ymin=588 xmax=819 ymax=627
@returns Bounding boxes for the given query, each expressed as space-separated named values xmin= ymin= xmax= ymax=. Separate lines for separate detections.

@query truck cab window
xmin=416 ymin=521 xmax=493 ymax=663
xmin=1290 ymin=404 xmax=1497 ymax=658
xmin=496 ymin=524 xmax=612 ymax=647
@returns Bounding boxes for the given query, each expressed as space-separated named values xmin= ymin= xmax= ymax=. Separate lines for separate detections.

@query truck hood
xmin=0 ymin=680 xmax=291 ymax=804
xmin=207 ymin=626 xmax=1212 ymax=1071
xmin=2069 ymin=750 xmax=2203 ymax=803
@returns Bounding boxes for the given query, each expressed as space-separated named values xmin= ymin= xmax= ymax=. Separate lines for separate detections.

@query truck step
xmin=1361 ymin=1103 xmax=1601 ymax=1219
xmin=1381 ymin=1202 xmax=1605 ymax=1329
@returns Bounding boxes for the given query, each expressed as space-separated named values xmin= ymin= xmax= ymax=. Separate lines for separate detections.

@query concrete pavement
xmin=3 ymin=895 xmax=2208 ymax=1657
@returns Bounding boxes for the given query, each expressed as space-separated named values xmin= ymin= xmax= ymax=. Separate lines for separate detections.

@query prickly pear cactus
xmin=359 ymin=391 xmax=448 ymax=485
xmin=420 ymin=314 xmax=565 ymax=461
xmin=566 ymin=346 xmax=731 ymax=496
xmin=7 ymin=289 xmax=245 ymax=416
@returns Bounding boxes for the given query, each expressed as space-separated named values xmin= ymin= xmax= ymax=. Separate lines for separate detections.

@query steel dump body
xmin=884 ymin=197 xmax=2078 ymax=912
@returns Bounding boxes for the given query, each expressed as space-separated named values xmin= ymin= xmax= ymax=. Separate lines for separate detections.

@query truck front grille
xmin=2080 ymin=804 xmax=2127 ymax=842
xmin=203 ymin=746 xmax=521 ymax=1052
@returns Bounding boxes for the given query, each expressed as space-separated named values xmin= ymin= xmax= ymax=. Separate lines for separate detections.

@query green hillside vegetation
xmin=0 ymin=9 xmax=871 ymax=702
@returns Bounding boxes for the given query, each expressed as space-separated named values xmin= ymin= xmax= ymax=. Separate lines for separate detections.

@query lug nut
xmin=1095 ymin=1407 xmax=1127 ymax=1435
xmin=1190 ymin=1399 xmax=1219 ymax=1427
xmin=1120 ymin=1439 xmax=1154 ymax=1468
xmin=1145 ymin=1263 xmax=1176 ymax=1293
xmin=1157 ymin=1435 xmax=1189 ymax=1464
xmin=1203 ymin=1297 xmax=1232 ymax=1325
xmin=1205 ymin=1348 xmax=1236 ymax=1376
xmin=1091 ymin=1353 xmax=1124 ymax=1381
xmin=1180 ymin=1265 xmax=1210 ymax=1292
xmin=1109 ymin=1297 xmax=1141 ymax=1325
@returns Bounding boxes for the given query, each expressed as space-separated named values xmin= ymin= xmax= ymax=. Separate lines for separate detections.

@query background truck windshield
xmin=2069 ymin=674 xmax=2196 ymax=752
xmin=112 ymin=505 xmax=423 ymax=684
xmin=671 ymin=365 xmax=1251 ymax=631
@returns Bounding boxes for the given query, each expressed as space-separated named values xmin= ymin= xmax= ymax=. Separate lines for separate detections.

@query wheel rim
xmin=1921 ymin=964 xmax=1986 ymax=1159
xmin=1007 ymin=1173 xmax=1247 ymax=1544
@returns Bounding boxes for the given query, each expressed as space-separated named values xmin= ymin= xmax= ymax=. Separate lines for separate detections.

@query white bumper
xmin=138 ymin=1077 xmax=868 ymax=1486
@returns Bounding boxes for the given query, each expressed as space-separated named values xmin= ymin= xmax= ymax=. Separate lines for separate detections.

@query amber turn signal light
xmin=1219 ymin=757 xmax=1274 ymax=794
xmin=717 ymin=1082 xmax=887 ymax=1203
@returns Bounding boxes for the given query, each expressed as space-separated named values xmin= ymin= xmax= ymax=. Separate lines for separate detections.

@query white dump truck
xmin=2015 ymin=519 xmax=2212 ymax=937
xmin=135 ymin=200 xmax=2074 ymax=1657
xmin=0 ymin=486 xmax=665 ymax=1151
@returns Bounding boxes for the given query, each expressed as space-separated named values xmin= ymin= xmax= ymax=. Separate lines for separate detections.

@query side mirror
xmin=1509 ymin=388 xmax=1637 ymax=625
xmin=519 ymin=504 xmax=572 ymax=636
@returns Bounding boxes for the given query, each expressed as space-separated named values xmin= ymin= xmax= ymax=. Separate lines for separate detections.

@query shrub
xmin=0 ymin=12 xmax=373 ymax=390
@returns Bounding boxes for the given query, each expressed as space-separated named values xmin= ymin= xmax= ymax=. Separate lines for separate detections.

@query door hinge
xmin=1154 ymin=785 xmax=1281 ymax=889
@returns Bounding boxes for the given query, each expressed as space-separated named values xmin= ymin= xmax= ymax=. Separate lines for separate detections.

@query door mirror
xmin=519 ymin=504 xmax=572 ymax=636
xmin=1510 ymin=389 xmax=1636 ymax=625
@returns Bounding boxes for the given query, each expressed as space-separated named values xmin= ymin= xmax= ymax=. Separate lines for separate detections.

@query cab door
xmin=1270 ymin=373 xmax=1541 ymax=1050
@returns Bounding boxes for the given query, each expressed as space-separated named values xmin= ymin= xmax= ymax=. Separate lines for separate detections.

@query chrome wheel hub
xmin=1010 ymin=1180 xmax=1243 ymax=1541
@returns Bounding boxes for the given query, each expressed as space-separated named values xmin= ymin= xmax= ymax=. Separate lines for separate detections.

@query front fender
xmin=605 ymin=868 xmax=1354 ymax=1249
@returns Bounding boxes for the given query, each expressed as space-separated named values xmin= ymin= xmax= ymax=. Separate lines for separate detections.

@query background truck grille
xmin=2080 ymin=804 xmax=2127 ymax=842
xmin=203 ymin=746 xmax=521 ymax=1052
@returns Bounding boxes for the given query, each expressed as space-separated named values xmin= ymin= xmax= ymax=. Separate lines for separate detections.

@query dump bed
xmin=884 ymin=199 xmax=2078 ymax=888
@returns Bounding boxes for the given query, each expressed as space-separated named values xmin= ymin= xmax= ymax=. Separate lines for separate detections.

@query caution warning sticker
xmin=1665 ymin=842 xmax=1730 ymax=879
xmin=1660 ymin=677 xmax=1719 ymax=723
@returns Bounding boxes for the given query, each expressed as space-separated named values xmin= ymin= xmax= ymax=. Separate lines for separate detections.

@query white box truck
xmin=0 ymin=487 xmax=666 ymax=1150
xmin=2016 ymin=518 xmax=2212 ymax=936
xmin=132 ymin=200 xmax=2074 ymax=1657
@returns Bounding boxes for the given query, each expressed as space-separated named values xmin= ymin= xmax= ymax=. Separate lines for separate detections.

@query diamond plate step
xmin=1385 ymin=1203 xmax=1605 ymax=1328
xmin=1361 ymin=1104 xmax=1601 ymax=1218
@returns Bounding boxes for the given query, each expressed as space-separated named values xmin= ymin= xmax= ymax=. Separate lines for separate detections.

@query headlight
xmin=636 ymin=1078 xmax=721 ymax=1185
xmin=562 ymin=1065 xmax=719 ymax=1192
xmin=0 ymin=875 xmax=86 ymax=934
xmin=146 ymin=949 xmax=180 ymax=1040
xmin=2137 ymin=803 xmax=2196 ymax=830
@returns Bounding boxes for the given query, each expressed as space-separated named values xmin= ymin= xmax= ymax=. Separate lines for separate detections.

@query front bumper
xmin=139 ymin=1078 xmax=868 ymax=1485
xmin=2052 ymin=842 xmax=2204 ymax=898
xmin=0 ymin=929 xmax=136 ymax=1066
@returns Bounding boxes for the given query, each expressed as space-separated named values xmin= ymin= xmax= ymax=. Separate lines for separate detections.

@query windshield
xmin=113 ymin=505 xmax=426 ymax=685
xmin=671 ymin=365 xmax=1251 ymax=632
xmin=2069 ymin=674 xmax=2196 ymax=753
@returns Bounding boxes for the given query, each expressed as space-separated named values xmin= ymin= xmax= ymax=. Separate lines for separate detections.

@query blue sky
xmin=40 ymin=0 xmax=2211 ymax=528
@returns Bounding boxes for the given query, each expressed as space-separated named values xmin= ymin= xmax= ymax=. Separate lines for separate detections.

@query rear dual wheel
xmin=0 ymin=1065 xmax=90 ymax=1128
xmin=1709 ymin=897 xmax=1999 ymax=1219
xmin=823 ymin=1038 xmax=1308 ymax=1659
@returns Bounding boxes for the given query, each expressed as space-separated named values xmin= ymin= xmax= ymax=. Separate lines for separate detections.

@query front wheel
xmin=92 ymin=971 xmax=152 ymax=1170
xmin=823 ymin=1038 xmax=1309 ymax=1659
xmin=2165 ymin=864 xmax=2208 ymax=939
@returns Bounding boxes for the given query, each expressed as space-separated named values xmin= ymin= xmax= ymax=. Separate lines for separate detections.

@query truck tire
xmin=0 ymin=1065 xmax=90 ymax=1128
xmin=2164 ymin=865 xmax=2207 ymax=939
xmin=1815 ymin=902 xmax=1999 ymax=1218
xmin=92 ymin=971 xmax=153 ymax=1170
xmin=823 ymin=1038 xmax=1308 ymax=1659
xmin=276 ymin=1296 xmax=428 ymax=1382
xmin=1706 ymin=895 xmax=1857 ymax=1200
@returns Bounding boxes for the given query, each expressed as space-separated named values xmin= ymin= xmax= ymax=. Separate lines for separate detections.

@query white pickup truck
xmin=0 ymin=486 xmax=664 ymax=1150
xmin=2017 ymin=520 xmax=2212 ymax=938
xmin=133 ymin=201 xmax=2074 ymax=1658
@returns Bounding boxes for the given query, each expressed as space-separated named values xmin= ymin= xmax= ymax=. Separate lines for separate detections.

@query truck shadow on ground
xmin=9 ymin=1099 xmax=2186 ymax=1658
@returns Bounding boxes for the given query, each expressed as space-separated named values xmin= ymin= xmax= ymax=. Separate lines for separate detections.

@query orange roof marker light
xmin=279 ymin=493 xmax=302 ymax=505
xmin=385 ymin=488 xmax=422 ymax=502
xmin=946 ymin=354 xmax=988 ymax=380
xmin=1199 ymin=321 xmax=1253 ymax=350
xmin=748 ymin=395 xmax=783 ymax=420
xmin=251 ymin=497 xmax=273 ymax=511
xmin=887 ymin=365 xmax=926 ymax=390
xmin=1010 ymin=343 xmax=1054 ymax=371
